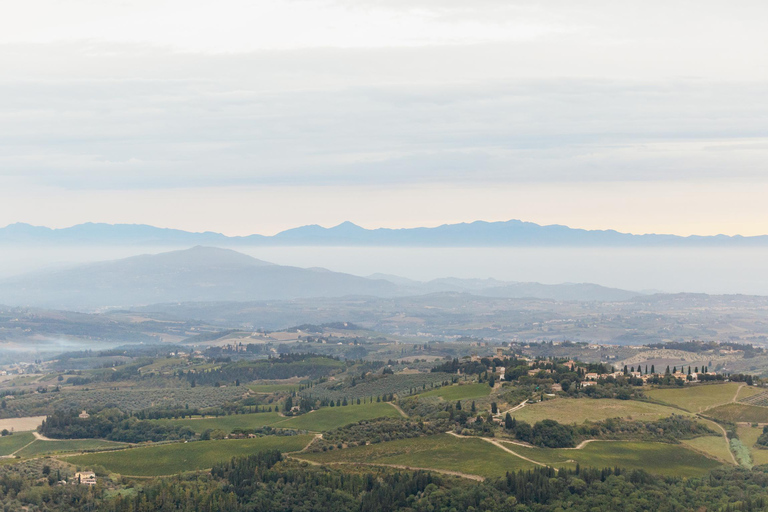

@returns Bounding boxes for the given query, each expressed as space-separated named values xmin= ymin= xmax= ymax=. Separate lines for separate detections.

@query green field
xmin=682 ymin=436 xmax=734 ymax=464
xmin=276 ymin=403 xmax=401 ymax=431
xmin=17 ymin=439 xmax=126 ymax=458
xmin=511 ymin=398 xmax=680 ymax=424
xmin=556 ymin=441 xmax=720 ymax=477
xmin=0 ymin=432 xmax=35 ymax=456
xmin=646 ymin=383 xmax=744 ymax=412
xmin=65 ymin=435 xmax=312 ymax=476
xmin=302 ymin=434 xmax=719 ymax=478
xmin=736 ymin=426 xmax=768 ymax=466
xmin=706 ymin=403 xmax=768 ymax=424
xmin=157 ymin=412 xmax=284 ymax=433
xmin=247 ymin=384 xmax=299 ymax=393
xmin=301 ymin=434 xmax=536 ymax=478
xmin=417 ymin=383 xmax=492 ymax=401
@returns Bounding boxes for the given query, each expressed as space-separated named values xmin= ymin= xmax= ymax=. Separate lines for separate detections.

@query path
xmin=32 ymin=432 xmax=53 ymax=441
xmin=707 ymin=420 xmax=738 ymax=465
xmin=387 ymin=402 xmax=408 ymax=418
xmin=500 ymin=400 xmax=528 ymax=417
xmin=300 ymin=434 xmax=322 ymax=452
xmin=447 ymin=432 xmax=546 ymax=467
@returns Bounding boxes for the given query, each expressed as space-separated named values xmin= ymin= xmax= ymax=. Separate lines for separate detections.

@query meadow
xmin=646 ymin=383 xmax=745 ymax=412
xmin=417 ymin=383 xmax=491 ymax=401
xmin=510 ymin=398 xmax=680 ymax=424
xmin=64 ymin=435 xmax=313 ymax=476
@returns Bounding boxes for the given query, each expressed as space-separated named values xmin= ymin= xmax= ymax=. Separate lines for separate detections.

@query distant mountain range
xmin=2 ymin=220 xmax=767 ymax=247
xmin=0 ymin=246 xmax=640 ymax=309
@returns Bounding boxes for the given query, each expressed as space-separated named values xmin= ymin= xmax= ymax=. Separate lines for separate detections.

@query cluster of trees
xmin=184 ymin=353 xmax=344 ymax=387
xmin=312 ymin=418 xmax=447 ymax=451
xmin=39 ymin=408 xmax=195 ymax=443
xmin=501 ymin=414 xmax=715 ymax=448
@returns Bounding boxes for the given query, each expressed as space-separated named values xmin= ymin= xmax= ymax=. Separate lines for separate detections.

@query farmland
xmin=302 ymin=434 xmax=721 ymax=478
xmin=156 ymin=412 xmax=284 ymax=433
xmin=17 ymin=439 xmax=126 ymax=458
xmin=646 ymin=383 xmax=745 ymax=412
xmin=738 ymin=389 xmax=768 ymax=407
xmin=510 ymin=398 xmax=681 ymax=424
xmin=276 ymin=402 xmax=402 ymax=431
xmin=65 ymin=435 xmax=313 ymax=476
xmin=0 ymin=432 xmax=35 ymax=456
xmin=417 ymin=382 xmax=491 ymax=401
xmin=682 ymin=436 xmax=735 ymax=464
xmin=302 ymin=372 xmax=456 ymax=402
xmin=736 ymin=425 xmax=768 ymax=466
xmin=300 ymin=434 xmax=536 ymax=478
xmin=246 ymin=383 xmax=300 ymax=393
xmin=706 ymin=403 xmax=768 ymax=424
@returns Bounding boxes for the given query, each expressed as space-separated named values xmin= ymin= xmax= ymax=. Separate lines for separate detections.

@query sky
xmin=1 ymin=0 xmax=767 ymax=236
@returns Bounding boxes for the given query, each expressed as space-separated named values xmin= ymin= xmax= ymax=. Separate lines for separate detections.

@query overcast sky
xmin=1 ymin=0 xmax=767 ymax=236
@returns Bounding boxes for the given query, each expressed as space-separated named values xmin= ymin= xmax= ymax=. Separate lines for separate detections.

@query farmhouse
xmin=74 ymin=471 xmax=97 ymax=486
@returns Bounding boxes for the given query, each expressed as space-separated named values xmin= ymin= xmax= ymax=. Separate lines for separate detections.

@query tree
xmin=471 ymin=401 xmax=476 ymax=413
xmin=505 ymin=413 xmax=513 ymax=429
xmin=491 ymin=402 xmax=498 ymax=414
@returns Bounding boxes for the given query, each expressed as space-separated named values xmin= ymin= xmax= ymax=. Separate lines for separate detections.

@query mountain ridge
xmin=0 ymin=246 xmax=642 ymax=310
xmin=1 ymin=220 xmax=766 ymax=247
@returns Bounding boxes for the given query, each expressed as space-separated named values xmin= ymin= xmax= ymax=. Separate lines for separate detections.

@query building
xmin=74 ymin=472 xmax=96 ymax=486
xmin=78 ymin=410 xmax=89 ymax=419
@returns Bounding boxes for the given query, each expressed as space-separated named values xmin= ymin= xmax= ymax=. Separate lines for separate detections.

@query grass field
xmin=17 ymin=439 xmax=126 ymax=458
xmin=156 ymin=412 xmax=284 ymax=433
xmin=736 ymin=426 xmax=768 ymax=466
xmin=301 ymin=434 xmax=536 ymax=478
xmin=0 ymin=432 xmax=35 ymax=456
xmin=646 ymin=383 xmax=743 ymax=413
xmin=706 ymin=403 xmax=768 ymax=423
xmin=682 ymin=436 xmax=734 ymax=464
xmin=417 ymin=383 xmax=492 ymax=401
xmin=275 ymin=402 xmax=401 ymax=431
xmin=511 ymin=398 xmax=680 ymax=424
xmin=64 ymin=435 xmax=312 ymax=476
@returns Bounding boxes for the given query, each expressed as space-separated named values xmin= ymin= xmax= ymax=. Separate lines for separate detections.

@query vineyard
xmin=739 ymin=390 xmax=768 ymax=408
xmin=300 ymin=372 xmax=456 ymax=401
xmin=2 ymin=386 xmax=248 ymax=417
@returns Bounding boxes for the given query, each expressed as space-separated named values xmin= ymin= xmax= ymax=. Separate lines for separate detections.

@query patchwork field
xmin=301 ymin=434 xmax=536 ymax=478
xmin=417 ymin=383 xmax=492 ymax=401
xmin=17 ymin=439 xmax=126 ymax=458
xmin=510 ymin=398 xmax=680 ymax=424
xmin=65 ymin=435 xmax=313 ymax=476
xmin=646 ymin=383 xmax=745 ymax=412
xmin=706 ymin=404 xmax=768 ymax=424
xmin=275 ymin=402 xmax=401 ymax=431
xmin=0 ymin=432 xmax=35 ymax=456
